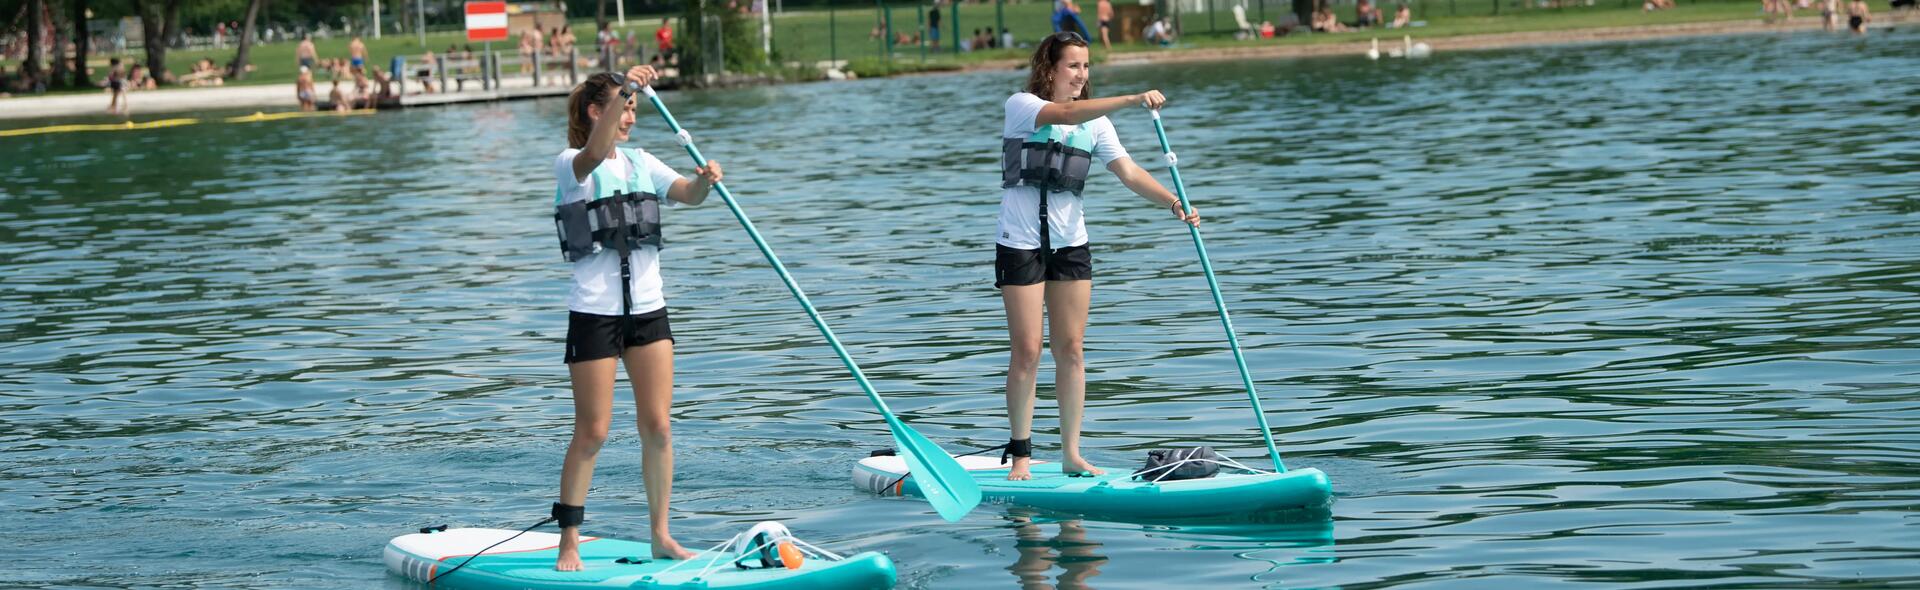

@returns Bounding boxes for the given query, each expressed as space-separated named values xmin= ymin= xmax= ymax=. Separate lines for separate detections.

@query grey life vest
xmin=1001 ymin=124 xmax=1096 ymax=197
xmin=1003 ymin=124 xmax=1096 ymax=251
xmin=555 ymin=147 xmax=663 ymax=263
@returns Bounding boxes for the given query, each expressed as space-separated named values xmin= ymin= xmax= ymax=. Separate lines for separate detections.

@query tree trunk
xmin=24 ymin=0 xmax=46 ymax=90
xmin=161 ymin=0 xmax=183 ymax=53
xmin=72 ymin=0 xmax=90 ymax=88
xmin=597 ymin=0 xmax=608 ymax=30
xmin=138 ymin=0 xmax=166 ymax=81
xmin=1294 ymin=0 xmax=1313 ymax=28
xmin=138 ymin=0 xmax=183 ymax=83
xmin=228 ymin=0 xmax=265 ymax=80
xmin=50 ymin=0 xmax=70 ymax=87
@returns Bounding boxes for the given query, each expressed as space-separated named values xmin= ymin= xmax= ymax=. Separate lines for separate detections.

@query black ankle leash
xmin=425 ymin=503 xmax=581 ymax=583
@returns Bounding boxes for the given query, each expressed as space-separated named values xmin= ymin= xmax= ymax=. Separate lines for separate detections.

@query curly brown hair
xmin=1022 ymin=32 xmax=1092 ymax=102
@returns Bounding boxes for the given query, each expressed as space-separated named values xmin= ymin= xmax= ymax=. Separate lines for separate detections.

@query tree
xmin=71 ymin=0 xmax=90 ymax=88
xmin=678 ymin=0 xmax=761 ymax=78
xmin=24 ymin=0 xmax=45 ymax=90
xmin=49 ymin=0 xmax=69 ymax=86
xmin=136 ymin=0 xmax=183 ymax=83
xmin=227 ymin=0 xmax=265 ymax=80
xmin=597 ymin=0 xmax=608 ymax=30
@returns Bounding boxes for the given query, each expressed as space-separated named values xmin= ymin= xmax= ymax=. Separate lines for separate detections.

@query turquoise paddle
xmin=1147 ymin=108 xmax=1288 ymax=471
xmin=634 ymin=85 xmax=981 ymax=521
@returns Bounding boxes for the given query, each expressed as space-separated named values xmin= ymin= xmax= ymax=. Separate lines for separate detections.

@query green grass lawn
xmin=1110 ymin=0 xmax=1770 ymax=53
xmin=6 ymin=0 xmax=1773 ymax=95
xmin=771 ymin=0 xmax=1769 ymax=65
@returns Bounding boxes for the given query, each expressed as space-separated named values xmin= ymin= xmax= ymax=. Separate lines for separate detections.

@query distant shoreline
xmin=3 ymin=14 xmax=1909 ymax=122
xmin=954 ymin=14 xmax=1913 ymax=72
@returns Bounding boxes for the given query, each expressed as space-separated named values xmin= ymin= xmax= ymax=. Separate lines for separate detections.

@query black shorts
xmin=994 ymin=244 xmax=1092 ymax=288
xmin=564 ymin=308 xmax=673 ymax=364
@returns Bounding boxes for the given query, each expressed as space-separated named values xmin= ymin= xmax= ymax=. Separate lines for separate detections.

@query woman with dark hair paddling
xmin=551 ymin=65 xmax=722 ymax=570
xmin=996 ymin=32 xmax=1199 ymax=481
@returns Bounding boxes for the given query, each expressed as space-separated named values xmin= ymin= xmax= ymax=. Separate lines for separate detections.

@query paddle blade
xmin=886 ymin=417 xmax=981 ymax=522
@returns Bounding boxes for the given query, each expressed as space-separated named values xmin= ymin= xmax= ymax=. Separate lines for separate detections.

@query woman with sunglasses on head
xmin=996 ymin=32 xmax=1199 ymax=481
xmin=550 ymin=65 xmax=723 ymax=570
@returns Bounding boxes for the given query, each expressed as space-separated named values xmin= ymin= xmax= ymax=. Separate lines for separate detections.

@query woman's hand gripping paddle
xmin=631 ymin=83 xmax=981 ymax=520
xmin=1148 ymin=108 xmax=1288 ymax=472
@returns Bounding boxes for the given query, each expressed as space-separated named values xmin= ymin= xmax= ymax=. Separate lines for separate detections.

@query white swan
xmin=1404 ymin=35 xmax=1432 ymax=58
xmin=1368 ymin=38 xmax=1381 ymax=60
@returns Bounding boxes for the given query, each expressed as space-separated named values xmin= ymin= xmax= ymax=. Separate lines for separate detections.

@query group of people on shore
xmin=888 ymin=25 xmax=1017 ymax=52
xmin=515 ymin=20 xmax=677 ymax=86
xmin=876 ymin=0 xmax=1165 ymax=52
xmin=519 ymin=24 xmax=581 ymax=65
xmin=1757 ymin=0 xmax=1877 ymax=34
xmin=1786 ymin=0 xmax=1879 ymax=34
xmin=280 ymin=19 xmax=680 ymax=109
xmin=292 ymin=33 xmax=393 ymax=111
xmin=89 ymin=56 xmax=236 ymax=114
xmin=1312 ymin=0 xmax=1413 ymax=33
xmin=182 ymin=58 xmax=236 ymax=87
xmin=293 ymin=62 xmax=392 ymax=112
xmin=5 ymin=0 xmax=1902 ymax=113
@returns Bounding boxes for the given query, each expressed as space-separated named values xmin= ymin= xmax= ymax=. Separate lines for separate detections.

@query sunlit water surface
xmin=2 ymin=29 xmax=1917 ymax=589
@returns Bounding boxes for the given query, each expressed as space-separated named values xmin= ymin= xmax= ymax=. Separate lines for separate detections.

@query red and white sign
xmin=464 ymin=1 xmax=509 ymax=42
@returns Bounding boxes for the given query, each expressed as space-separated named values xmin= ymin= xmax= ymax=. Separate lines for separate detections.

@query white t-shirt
xmin=554 ymin=147 xmax=686 ymax=316
xmin=997 ymin=92 xmax=1131 ymax=250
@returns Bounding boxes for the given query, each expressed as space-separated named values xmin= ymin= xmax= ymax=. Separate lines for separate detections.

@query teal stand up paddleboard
xmin=851 ymin=107 xmax=1335 ymax=521
xmin=854 ymin=453 xmax=1330 ymax=521
xmin=385 ymin=524 xmax=895 ymax=589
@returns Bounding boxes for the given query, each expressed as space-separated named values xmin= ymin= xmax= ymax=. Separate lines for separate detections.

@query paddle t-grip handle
xmin=620 ymin=80 xmax=658 ymax=99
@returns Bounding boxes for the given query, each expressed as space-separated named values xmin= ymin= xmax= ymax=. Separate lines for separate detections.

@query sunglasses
xmin=1048 ymin=31 xmax=1086 ymax=44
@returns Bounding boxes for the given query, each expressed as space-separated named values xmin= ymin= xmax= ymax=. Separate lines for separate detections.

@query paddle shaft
xmin=635 ymin=86 xmax=896 ymax=416
xmin=636 ymin=86 xmax=981 ymax=521
xmin=1149 ymin=109 xmax=1286 ymax=471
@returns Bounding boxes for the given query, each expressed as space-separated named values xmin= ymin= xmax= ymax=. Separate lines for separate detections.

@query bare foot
xmin=650 ymin=533 xmax=696 ymax=560
xmin=1061 ymin=457 xmax=1106 ymax=477
xmin=555 ymin=532 xmax=584 ymax=571
xmin=1007 ymin=456 xmax=1033 ymax=481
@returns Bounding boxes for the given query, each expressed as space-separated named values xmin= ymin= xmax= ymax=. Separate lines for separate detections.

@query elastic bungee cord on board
xmin=873 ymin=441 xmax=1021 ymax=495
xmin=422 ymin=504 xmax=576 ymax=583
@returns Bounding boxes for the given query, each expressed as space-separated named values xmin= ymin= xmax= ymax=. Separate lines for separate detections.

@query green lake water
xmin=2 ymin=29 xmax=1917 ymax=589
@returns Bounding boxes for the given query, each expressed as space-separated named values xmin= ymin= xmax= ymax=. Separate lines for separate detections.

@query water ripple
xmin=2 ymin=28 xmax=1918 ymax=589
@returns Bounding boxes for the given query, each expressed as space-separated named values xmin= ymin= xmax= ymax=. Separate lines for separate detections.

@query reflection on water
xmin=1002 ymin=508 xmax=1337 ymax=590
xmin=2 ymin=27 xmax=1918 ymax=590
xmin=1010 ymin=514 xmax=1109 ymax=590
